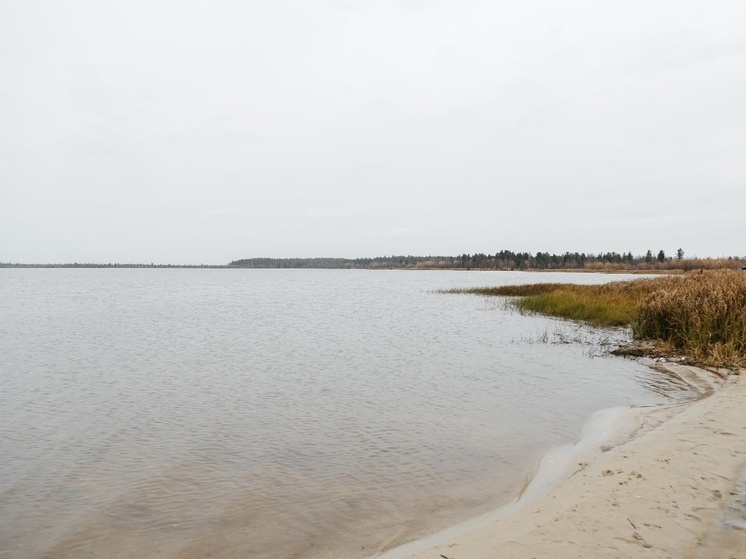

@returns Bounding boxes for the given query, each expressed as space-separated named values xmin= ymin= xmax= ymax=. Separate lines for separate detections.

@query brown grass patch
xmin=447 ymin=271 xmax=746 ymax=367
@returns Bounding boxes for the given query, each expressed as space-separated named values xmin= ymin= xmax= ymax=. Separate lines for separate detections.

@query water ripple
xmin=0 ymin=269 xmax=681 ymax=558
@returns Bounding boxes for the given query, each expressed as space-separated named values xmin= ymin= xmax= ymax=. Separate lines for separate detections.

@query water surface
xmin=0 ymin=269 xmax=684 ymax=558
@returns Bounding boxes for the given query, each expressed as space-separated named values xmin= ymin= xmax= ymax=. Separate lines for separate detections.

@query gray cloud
xmin=1 ymin=0 xmax=745 ymax=263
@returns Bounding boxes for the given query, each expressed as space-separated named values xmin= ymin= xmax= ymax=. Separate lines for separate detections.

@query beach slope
xmin=384 ymin=367 xmax=746 ymax=559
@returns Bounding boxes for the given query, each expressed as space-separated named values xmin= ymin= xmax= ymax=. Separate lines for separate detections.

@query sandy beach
xmin=378 ymin=364 xmax=746 ymax=559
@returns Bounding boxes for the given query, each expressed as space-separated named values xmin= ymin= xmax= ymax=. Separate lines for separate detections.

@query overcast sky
xmin=1 ymin=0 xmax=745 ymax=264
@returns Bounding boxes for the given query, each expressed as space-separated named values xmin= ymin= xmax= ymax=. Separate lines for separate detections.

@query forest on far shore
xmin=230 ymin=249 xmax=746 ymax=271
xmin=3 ymin=249 xmax=745 ymax=270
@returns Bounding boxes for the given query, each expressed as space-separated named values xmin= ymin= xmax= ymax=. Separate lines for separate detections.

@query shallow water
xmin=0 ymin=269 xmax=684 ymax=558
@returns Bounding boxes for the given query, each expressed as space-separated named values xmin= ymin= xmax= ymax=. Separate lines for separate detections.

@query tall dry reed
xmin=634 ymin=271 xmax=746 ymax=366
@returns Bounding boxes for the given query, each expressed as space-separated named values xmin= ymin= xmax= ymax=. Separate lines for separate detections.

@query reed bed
xmin=635 ymin=271 xmax=746 ymax=366
xmin=447 ymin=271 xmax=746 ymax=367
xmin=447 ymin=281 xmax=658 ymax=326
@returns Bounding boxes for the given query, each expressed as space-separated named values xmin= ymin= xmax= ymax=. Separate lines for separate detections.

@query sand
xmin=377 ymin=364 xmax=746 ymax=559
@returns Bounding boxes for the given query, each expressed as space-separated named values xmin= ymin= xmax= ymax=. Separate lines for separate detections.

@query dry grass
xmin=635 ymin=271 xmax=746 ymax=367
xmin=447 ymin=271 xmax=746 ymax=367
xmin=447 ymin=281 xmax=658 ymax=327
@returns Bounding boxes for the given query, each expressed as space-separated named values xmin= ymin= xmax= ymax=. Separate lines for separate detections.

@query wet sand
xmin=378 ymin=364 xmax=746 ymax=559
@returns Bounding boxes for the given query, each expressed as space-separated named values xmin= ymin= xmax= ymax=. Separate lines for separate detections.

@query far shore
xmin=376 ymin=364 xmax=746 ymax=559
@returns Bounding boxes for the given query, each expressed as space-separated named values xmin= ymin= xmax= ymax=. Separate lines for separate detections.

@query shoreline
xmin=376 ymin=364 xmax=746 ymax=559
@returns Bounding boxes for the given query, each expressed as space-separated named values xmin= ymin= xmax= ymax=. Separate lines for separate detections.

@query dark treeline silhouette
xmin=228 ymin=252 xmax=610 ymax=270
xmin=4 ymin=250 xmax=744 ymax=271
xmin=0 ymin=262 xmax=227 ymax=268
xmin=230 ymin=251 xmax=746 ymax=271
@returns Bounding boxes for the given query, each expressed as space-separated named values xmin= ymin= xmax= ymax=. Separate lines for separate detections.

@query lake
xmin=0 ymin=269 xmax=686 ymax=558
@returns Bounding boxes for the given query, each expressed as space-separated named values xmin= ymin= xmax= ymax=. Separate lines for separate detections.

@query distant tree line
xmin=4 ymin=249 xmax=744 ymax=270
xmin=229 ymin=250 xmax=746 ymax=271
xmin=0 ymin=262 xmax=227 ymax=268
